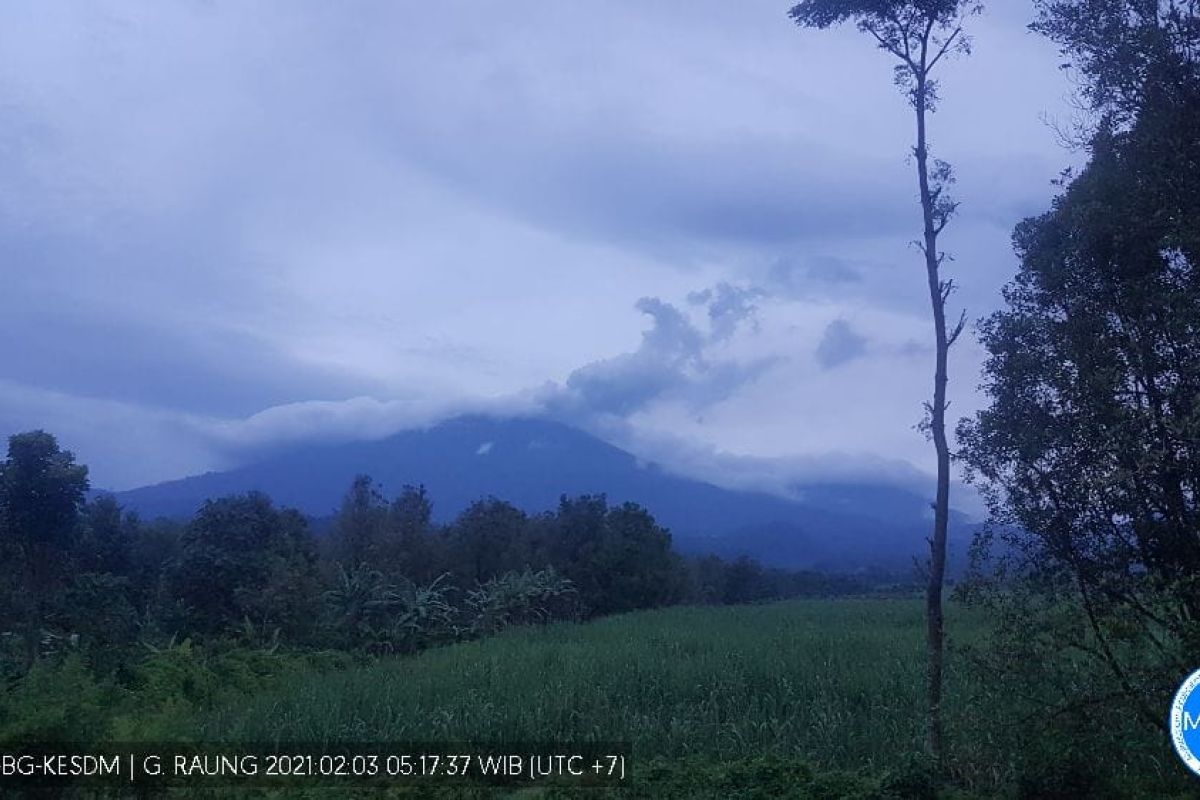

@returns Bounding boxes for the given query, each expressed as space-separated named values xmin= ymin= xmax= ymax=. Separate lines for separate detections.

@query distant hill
xmin=112 ymin=415 xmax=970 ymax=572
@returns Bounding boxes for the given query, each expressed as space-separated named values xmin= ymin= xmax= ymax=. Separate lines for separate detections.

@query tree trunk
xmin=913 ymin=71 xmax=952 ymax=765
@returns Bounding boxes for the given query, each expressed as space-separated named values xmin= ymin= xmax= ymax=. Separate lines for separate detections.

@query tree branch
xmin=928 ymin=26 xmax=964 ymax=72
xmin=862 ymin=21 xmax=914 ymax=67
xmin=947 ymin=309 xmax=967 ymax=347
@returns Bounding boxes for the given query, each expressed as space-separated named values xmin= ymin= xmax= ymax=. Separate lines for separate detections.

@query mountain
xmin=112 ymin=415 xmax=970 ymax=572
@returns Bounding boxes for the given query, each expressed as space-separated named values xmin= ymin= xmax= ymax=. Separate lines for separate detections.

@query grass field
xmin=6 ymin=597 xmax=1191 ymax=797
xmin=198 ymin=600 xmax=958 ymax=766
xmin=177 ymin=600 xmax=1009 ymax=796
xmin=177 ymin=598 xmax=1194 ymax=798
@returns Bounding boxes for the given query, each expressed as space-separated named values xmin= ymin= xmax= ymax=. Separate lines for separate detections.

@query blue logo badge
xmin=1170 ymin=669 xmax=1200 ymax=775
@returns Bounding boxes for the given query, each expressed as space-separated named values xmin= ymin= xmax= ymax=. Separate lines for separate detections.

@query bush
xmin=464 ymin=566 xmax=578 ymax=636
xmin=323 ymin=565 xmax=457 ymax=654
xmin=0 ymin=655 xmax=112 ymax=745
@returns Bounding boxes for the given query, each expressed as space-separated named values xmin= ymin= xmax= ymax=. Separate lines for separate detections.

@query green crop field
xmin=6 ymin=598 xmax=1187 ymax=798
xmin=173 ymin=598 xmax=1182 ymax=798
xmin=200 ymin=599 xmax=955 ymax=764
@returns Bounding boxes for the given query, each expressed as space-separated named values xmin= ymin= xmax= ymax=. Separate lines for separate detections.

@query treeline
xmin=0 ymin=432 xmax=885 ymax=682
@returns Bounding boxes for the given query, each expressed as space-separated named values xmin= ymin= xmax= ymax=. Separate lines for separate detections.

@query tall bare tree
xmin=787 ymin=0 xmax=981 ymax=762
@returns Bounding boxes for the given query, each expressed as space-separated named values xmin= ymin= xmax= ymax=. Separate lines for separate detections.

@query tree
xmin=1031 ymin=0 xmax=1200 ymax=130
xmin=687 ymin=554 xmax=730 ymax=605
xmin=77 ymin=495 xmax=136 ymax=577
xmin=387 ymin=484 xmax=437 ymax=581
xmin=546 ymin=496 xmax=684 ymax=615
xmin=788 ymin=0 xmax=981 ymax=760
xmin=0 ymin=431 xmax=89 ymax=667
xmin=723 ymin=556 xmax=773 ymax=605
xmin=332 ymin=474 xmax=390 ymax=566
xmin=449 ymin=498 xmax=530 ymax=585
xmin=959 ymin=1 xmax=1200 ymax=725
xmin=170 ymin=492 xmax=320 ymax=638
xmin=594 ymin=502 xmax=684 ymax=613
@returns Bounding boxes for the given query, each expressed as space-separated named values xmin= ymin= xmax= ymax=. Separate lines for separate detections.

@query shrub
xmin=464 ymin=566 xmax=578 ymax=636
xmin=323 ymin=565 xmax=457 ymax=654
xmin=0 ymin=655 xmax=112 ymax=745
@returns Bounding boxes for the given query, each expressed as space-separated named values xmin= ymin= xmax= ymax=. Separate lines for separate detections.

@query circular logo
xmin=1170 ymin=669 xmax=1200 ymax=775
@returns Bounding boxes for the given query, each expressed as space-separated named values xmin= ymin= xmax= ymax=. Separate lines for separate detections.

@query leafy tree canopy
xmin=789 ymin=0 xmax=981 ymax=105
xmin=0 ymin=431 xmax=89 ymax=560
xmin=1032 ymin=0 xmax=1199 ymax=125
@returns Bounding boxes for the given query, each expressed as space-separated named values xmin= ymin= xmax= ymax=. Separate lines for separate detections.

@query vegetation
xmin=780 ymin=0 xmax=1200 ymax=787
xmin=0 ymin=433 xmax=881 ymax=676
xmin=956 ymin=0 xmax=1200 ymax=753
xmin=0 ymin=431 xmax=904 ymax=768
xmin=1 ymin=600 xmax=1194 ymax=797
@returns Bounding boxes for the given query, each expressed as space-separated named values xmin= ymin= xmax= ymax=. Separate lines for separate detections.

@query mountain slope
xmin=113 ymin=415 xmax=968 ymax=571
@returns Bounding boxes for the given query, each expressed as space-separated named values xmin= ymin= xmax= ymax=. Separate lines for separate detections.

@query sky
xmin=0 ymin=1 xmax=1080 ymax=500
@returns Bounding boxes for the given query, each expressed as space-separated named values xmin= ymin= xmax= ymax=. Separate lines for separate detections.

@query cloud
xmin=0 ymin=380 xmax=228 ymax=490
xmin=815 ymin=319 xmax=868 ymax=369
xmin=0 ymin=276 xmax=380 ymax=417
xmin=766 ymin=255 xmax=862 ymax=297
xmin=546 ymin=285 xmax=775 ymax=420
xmin=688 ymin=283 xmax=765 ymax=342
xmin=0 ymin=272 xmax=984 ymax=502
xmin=403 ymin=125 xmax=917 ymax=253
xmin=0 ymin=0 xmax=1077 ymax=495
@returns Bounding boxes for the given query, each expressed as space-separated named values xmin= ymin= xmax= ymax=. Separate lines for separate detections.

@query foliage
xmin=0 ymin=638 xmax=355 ymax=748
xmin=169 ymin=492 xmax=322 ymax=639
xmin=448 ymin=497 xmax=531 ymax=585
xmin=387 ymin=483 xmax=437 ymax=581
xmin=0 ymin=431 xmax=89 ymax=560
xmin=1032 ymin=0 xmax=1200 ymax=127
xmin=77 ymin=495 xmax=135 ymax=576
xmin=391 ymin=573 xmax=458 ymax=651
xmin=322 ymin=563 xmax=394 ymax=649
xmin=333 ymin=474 xmax=391 ymax=566
xmin=0 ymin=655 xmax=111 ymax=745
xmin=322 ymin=565 xmax=457 ymax=654
xmin=958 ymin=20 xmax=1200 ymax=726
xmin=0 ymin=432 xmax=867 ymax=688
xmin=682 ymin=555 xmax=884 ymax=605
xmin=0 ymin=431 xmax=90 ymax=668
xmin=57 ymin=572 xmax=140 ymax=676
xmin=464 ymin=566 xmax=578 ymax=636
xmin=545 ymin=495 xmax=686 ymax=616
xmin=789 ymin=0 xmax=981 ymax=108
xmin=127 ymin=517 xmax=184 ymax=611
xmin=190 ymin=599 xmax=1191 ymax=797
